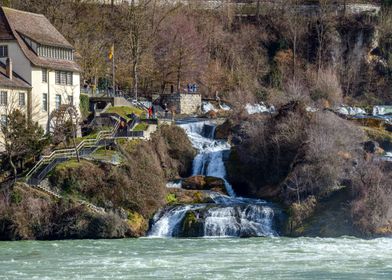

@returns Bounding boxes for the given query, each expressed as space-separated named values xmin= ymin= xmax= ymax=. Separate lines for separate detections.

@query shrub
xmin=351 ymin=160 xmax=392 ymax=234
xmin=230 ymin=102 xmax=364 ymax=204
xmin=287 ymin=196 xmax=317 ymax=234
xmin=310 ymin=68 xmax=343 ymax=107
xmin=166 ymin=193 xmax=177 ymax=204
xmin=79 ymin=94 xmax=90 ymax=119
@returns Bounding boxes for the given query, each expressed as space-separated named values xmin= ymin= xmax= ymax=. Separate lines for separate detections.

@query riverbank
xmin=0 ymin=125 xmax=196 ymax=240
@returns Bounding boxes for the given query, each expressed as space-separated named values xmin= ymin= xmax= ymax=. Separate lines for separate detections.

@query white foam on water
xmin=336 ymin=105 xmax=366 ymax=116
xmin=245 ymin=103 xmax=274 ymax=115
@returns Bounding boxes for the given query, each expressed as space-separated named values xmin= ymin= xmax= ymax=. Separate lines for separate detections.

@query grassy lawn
xmin=105 ymin=106 xmax=144 ymax=120
xmin=133 ymin=122 xmax=149 ymax=132
xmin=91 ymin=147 xmax=122 ymax=163
xmin=117 ymin=139 xmax=141 ymax=153
xmin=54 ymin=159 xmax=86 ymax=172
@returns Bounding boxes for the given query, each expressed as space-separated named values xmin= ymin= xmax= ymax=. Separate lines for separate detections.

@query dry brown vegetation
xmin=228 ymin=101 xmax=365 ymax=204
xmin=3 ymin=1 xmax=390 ymax=105
xmin=351 ymin=160 xmax=392 ymax=234
xmin=0 ymin=125 xmax=195 ymax=240
xmin=50 ymin=125 xmax=195 ymax=218
xmin=0 ymin=185 xmax=133 ymax=240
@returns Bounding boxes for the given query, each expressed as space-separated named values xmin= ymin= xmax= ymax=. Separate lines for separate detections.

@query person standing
xmin=164 ymin=103 xmax=169 ymax=119
xmin=152 ymin=105 xmax=156 ymax=119
xmin=148 ymin=107 xmax=152 ymax=119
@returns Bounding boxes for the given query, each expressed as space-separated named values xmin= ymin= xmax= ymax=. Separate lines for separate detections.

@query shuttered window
xmin=55 ymin=94 xmax=61 ymax=109
xmin=0 ymin=91 xmax=7 ymax=106
xmin=42 ymin=93 xmax=48 ymax=112
xmin=55 ymin=71 xmax=73 ymax=85
xmin=42 ymin=68 xmax=48 ymax=83
xmin=0 ymin=45 xmax=8 ymax=58
xmin=19 ymin=92 xmax=25 ymax=106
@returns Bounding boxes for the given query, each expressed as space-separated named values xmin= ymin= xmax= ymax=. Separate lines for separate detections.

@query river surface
xmin=1 ymin=237 xmax=392 ymax=279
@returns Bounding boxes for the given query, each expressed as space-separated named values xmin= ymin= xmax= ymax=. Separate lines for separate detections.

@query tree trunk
xmin=293 ymin=34 xmax=297 ymax=80
xmin=133 ymin=53 xmax=139 ymax=100
xmin=9 ymin=155 xmax=17 ymax=184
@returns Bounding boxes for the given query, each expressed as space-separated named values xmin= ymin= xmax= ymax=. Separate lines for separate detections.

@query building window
xmin=37 ymin=45 xmax=73 ymax=60
xmin=42 ymin=93 xmax=47 ymax=111
xmin=55 ymin=71 xmax=73 ymax=85
xmin=66 ymin=72 xmax=73 ymax=85
xmin=0 ymin=91 xmax=7 ymax=106
xmin=19 ymin=92 xmax=25 ymax=106
xmin=55 ymin=94 xmax=61 ymax=109
xmin=0 ymin=45 xmax=8 ymax=58
xmin=0 ymin=114 xmax=7 ymax=127
xmin=42 ymin=68 xmax=47 ymax=83
xmin=55 ymin=71 xmax=61 ymax=84
xmin=68 ymin=95 xmax=73 ymax=105
xmin=60 ymin=72 xmax=66 ymax=84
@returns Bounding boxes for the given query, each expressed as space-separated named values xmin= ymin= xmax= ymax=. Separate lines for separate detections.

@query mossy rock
xmin=362 ymin=126 xmax=392 ymax=151
xmin=168 ymin=189 xmax=214 ymax=204
xmin=180 ymin=211 xmax=203 ymax=237
xmin=182 ymin=176 xmax=227 ymax=194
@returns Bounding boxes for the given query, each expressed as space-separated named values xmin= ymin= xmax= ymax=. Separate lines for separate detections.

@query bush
xmin=229 ymin=101 xmax=364 ymax=204
xmin=310 ymin=68 xmax=343 ymax=107
xmin=166 ymin=193 xmax=177 ymax=204
xmin=79 ymin=94 xmax=90 ymax=119
xmin=287 ymin=196 xmax=317 ymax=234
xmin=351 ymin=160 xmax=392 ymax=235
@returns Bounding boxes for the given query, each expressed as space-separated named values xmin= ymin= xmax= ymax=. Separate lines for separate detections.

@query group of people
xmin=147 ymin=103 xmax=171 ymax=119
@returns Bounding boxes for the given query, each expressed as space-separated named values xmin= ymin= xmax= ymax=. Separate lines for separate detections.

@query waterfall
xmin=149 ymin=205 xmax=202 ymax=237
xmin=148 ymin=119 xmax=281 ymax=238
xmin=204 ymin=205 xmax=276 ymax=237
xmin=181 ymin=121 xmax=235 ymax=197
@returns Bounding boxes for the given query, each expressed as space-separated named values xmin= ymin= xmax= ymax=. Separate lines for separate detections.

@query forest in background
xmin=1 ymin=0 xmax=391 ymax=106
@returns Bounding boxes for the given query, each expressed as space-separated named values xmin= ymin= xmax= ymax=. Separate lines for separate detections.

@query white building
xmin=0 ymin=7 xmax=81 ymax=134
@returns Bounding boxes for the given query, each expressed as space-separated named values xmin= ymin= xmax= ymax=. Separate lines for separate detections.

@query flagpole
xmin=112 ymin=43 xmax=115 ymax=97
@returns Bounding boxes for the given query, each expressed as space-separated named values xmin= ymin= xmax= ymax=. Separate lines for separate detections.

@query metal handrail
xmin=26 ymin=118 xmax=120 ymax=182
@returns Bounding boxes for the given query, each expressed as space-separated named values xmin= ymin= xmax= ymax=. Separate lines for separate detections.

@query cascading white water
xmin=149 ymin=205 xmax=202 ymax=237
xmin=204 ymin=205 xmax=276 ymax=237
xmin=180 ymin=121 xmax=235 ymax=197
xmin=148 ymin=120 xmax=281 ymax=238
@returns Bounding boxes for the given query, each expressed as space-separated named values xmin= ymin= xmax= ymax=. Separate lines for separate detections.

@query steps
xmin=24 ymin=182 xmax=105 ymax=214
xmin=26 ymin=119 xmax=121 ymax=185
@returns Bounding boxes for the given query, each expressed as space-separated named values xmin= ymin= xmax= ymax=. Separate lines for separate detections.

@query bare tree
xmin=118 ymin=0 xmax=179 ymax=99
xmin=269 ymin=0 xmax=308 ymax=81
xmin=314 ymin=0 xmax=335 ymax=78
xmin=155 ymin=13 xmax=206 ymax=93
xmin=48 ymin=104 xmax=80 ymax=161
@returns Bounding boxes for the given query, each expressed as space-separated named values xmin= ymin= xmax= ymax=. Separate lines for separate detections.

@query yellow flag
xmin=108 ymin=44 xmax=114 ymax=60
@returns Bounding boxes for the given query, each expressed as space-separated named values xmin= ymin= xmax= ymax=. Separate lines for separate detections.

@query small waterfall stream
xmin=148 ymin=119 xmax=282 ymax=238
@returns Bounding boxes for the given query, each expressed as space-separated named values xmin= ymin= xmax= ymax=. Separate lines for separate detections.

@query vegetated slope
xmin=224 ymin=101 xmax=392 ymax=237
xmin=0 ymin=125 xmax=196 ymax=240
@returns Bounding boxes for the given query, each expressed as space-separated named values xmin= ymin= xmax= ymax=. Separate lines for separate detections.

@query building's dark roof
xmin=0 ymin=61 xmax=31 ymax=89
xmin=0 ymin=7 xmax=81 ymax=72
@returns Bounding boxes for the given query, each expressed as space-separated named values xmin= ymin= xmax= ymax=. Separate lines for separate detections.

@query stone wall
xmin=167 ymin=93 xmax=201 ymax=115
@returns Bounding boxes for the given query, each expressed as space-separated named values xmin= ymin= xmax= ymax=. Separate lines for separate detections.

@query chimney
xmin=6 ymin=58 xmax=12 ymax=80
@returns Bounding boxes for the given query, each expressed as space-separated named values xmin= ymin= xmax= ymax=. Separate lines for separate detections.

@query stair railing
xmin=26 ymin=118 xmax=120 ymax=183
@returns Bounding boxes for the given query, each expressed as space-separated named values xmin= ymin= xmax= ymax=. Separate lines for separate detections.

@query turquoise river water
xmin=1 ymin=237 xmax=392 ymax=279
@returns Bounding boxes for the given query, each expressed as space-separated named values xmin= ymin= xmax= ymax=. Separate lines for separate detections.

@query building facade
xmin=0 ymin=7 xmax=81 ymax=135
